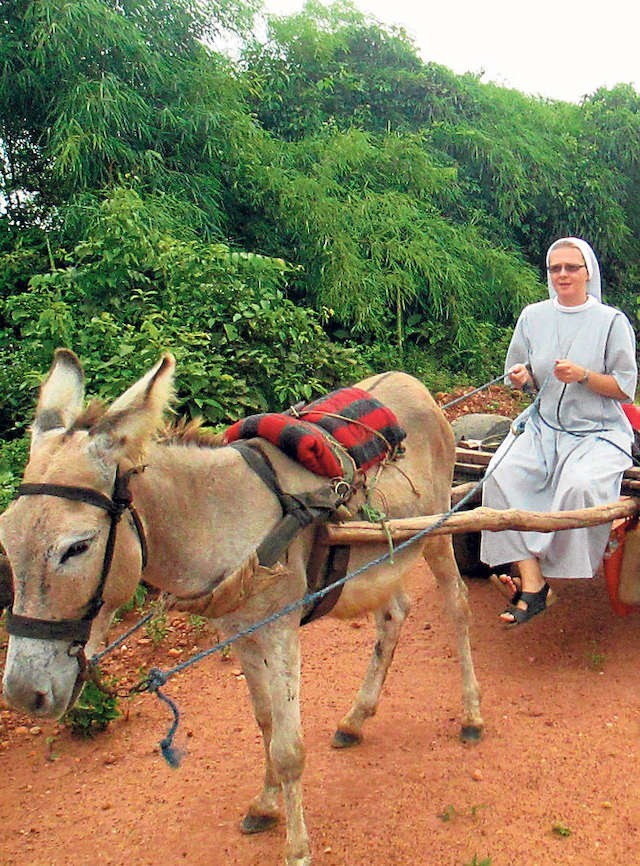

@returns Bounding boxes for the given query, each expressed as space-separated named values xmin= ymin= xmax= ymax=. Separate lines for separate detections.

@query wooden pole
xmin=320 ymin=497 xmax=640 ymax=545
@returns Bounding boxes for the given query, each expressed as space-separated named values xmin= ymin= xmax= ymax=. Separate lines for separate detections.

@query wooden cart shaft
xmin=320 ymin=447 xmax=640 ymax=545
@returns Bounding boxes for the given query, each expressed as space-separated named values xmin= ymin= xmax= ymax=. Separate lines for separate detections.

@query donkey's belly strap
xmin=300 ymin=543 xmax=350 ymax=625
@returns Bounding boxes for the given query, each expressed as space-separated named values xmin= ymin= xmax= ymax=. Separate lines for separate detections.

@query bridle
xmin=4 ymin=467 xmax=148 ymax=657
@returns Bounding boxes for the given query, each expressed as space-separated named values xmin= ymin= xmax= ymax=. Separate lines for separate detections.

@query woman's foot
xmin=490 ymin=572 xmax=522 ymax=603
xmin=500 ymin=582 xmax=557 ymax=626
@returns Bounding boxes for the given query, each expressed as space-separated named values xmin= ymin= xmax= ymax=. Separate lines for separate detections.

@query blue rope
xmin=155 ymin=686 xmax=183 ymax=768
xmin=440 ymin=373 xmax=508 ymax=410
xmin=141 ymin=472 xmax=499 ymax=767
xmin=91 ymin=611 xmax=155 ymax=664
xmin=99 ymin=371 xmax=520 ymax=766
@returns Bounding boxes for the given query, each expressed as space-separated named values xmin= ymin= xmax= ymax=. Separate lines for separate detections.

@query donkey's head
xmin=0 ymin=349 xmax=174 ymax=718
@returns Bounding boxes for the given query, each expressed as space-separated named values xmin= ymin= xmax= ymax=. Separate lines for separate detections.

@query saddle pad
xmin=224 ymin=386 xmax=406 ymax=478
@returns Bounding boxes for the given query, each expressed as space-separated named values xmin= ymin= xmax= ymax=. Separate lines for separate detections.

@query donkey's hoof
xmin=460 ymin=724 xmax=483 ymax=743
xmin=331 ymin=729 xmax=362 ymax=749
xmin=241 ymin=812 xmax=279 ymax=835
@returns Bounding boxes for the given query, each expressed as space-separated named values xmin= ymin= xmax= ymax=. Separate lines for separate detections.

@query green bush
xmin=63 ymin=678 xmax=121 ymax=737
xmin=0 ymin=438 xmax=29 ymax=511
xmin=0 ymin=187 xmax=365 ymax=438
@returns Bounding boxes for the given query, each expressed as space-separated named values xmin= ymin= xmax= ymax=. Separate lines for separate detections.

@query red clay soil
xmin=1 ymin=386 xmax=640 ymax=866
xmin=437 ymin=383 xmax=528 ymax=422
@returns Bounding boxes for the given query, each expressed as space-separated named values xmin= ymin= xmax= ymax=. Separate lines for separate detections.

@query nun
xmin=480 ymin=237 xmax=637 ymax=625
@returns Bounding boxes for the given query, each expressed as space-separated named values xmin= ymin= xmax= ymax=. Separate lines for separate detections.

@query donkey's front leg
xmin=263 ymin=615 xmax=310 ymax=866
xmin=234 ymin=635 xmax=282 ymax=835
xmin=234 ymin=613 xmax=311 ymax=866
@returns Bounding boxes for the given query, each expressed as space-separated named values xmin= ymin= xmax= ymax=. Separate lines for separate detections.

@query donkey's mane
xmin=71 ymin=402 xmax=224 ymax=448
xmin=156 ymin=416 xmax=226 ymax=449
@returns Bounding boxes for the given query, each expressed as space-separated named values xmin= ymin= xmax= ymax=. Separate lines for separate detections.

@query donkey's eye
xmin=60 ymin=540 xmax=90 ymax=565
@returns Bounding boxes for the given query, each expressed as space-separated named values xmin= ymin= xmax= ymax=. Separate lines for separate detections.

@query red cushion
xmin=224 ymin=386 xmax=406 ymax=477
xmin=225 ymin=414 xmax=343 ymax=477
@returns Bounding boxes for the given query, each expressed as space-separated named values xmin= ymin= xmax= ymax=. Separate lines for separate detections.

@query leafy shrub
xmin=114 ymin=583 xmax=149 ymax=623
xmin=63 ymin=679 xmax=121 ymax=737
xmin=0 ymin=187 xmax=365 ymax=438
xmin=145 ymin=602 xmax=169 ymax=645
xmin=0 ymin=437 xmax=29 ymax=511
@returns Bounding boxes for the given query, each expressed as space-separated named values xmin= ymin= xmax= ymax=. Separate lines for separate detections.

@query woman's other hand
xmin=553 ymin=359 xmax=586 ymax=384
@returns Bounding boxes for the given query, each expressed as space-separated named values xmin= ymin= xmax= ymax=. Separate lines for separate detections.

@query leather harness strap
xmin=300 ymin=543 xmax=351 ymax=625
xmin=229 ymin=441 xmax=351 ymax=622
xmin=5 ymin=468 xmax=147 ymax=645
xmin=6 ymin=610 xmax=95 ymax=643
xmin=229 ymin=441 xmax=344 ymax=566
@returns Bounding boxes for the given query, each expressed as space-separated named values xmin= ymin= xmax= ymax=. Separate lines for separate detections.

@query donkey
xmin=0 ymin=349 xmax=482 ymax=866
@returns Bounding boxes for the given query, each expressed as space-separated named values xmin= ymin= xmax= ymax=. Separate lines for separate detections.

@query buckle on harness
xmin=332 ymin=478 xmax=353 ymax=502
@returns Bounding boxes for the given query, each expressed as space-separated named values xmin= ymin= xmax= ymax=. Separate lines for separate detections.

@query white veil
xmin=546 ymin=237 xmax=602 ymax=302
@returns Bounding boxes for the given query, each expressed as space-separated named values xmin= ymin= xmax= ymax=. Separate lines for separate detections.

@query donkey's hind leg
xmin=333 ymin=588 xmax=410 ymax=748
xmin=424 ymin=535 xmax=483 ymax=741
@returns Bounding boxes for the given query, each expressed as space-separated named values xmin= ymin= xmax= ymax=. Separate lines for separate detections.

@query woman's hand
xmin=553 ymin=359 xmax=586 ymax=384
xmin=507 ymin=363 xmax=533 ymax=390
xmin=553 ymin=359 xmax=629 ymax=399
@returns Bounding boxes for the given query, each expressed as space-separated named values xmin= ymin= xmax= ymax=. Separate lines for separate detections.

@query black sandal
xmin=500 ymin=582 xmax=556 ymax=626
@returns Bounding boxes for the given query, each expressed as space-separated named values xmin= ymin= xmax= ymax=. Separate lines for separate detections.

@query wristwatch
xmin=578 ymin=369 xmax=590 ymax=384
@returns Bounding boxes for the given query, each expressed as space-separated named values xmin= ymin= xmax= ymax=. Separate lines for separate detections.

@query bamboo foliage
xmin=2 ymin=0 xmax=259 ymax=235
xmin=236 ymin=127 xmax=541 ymax=355
xmin=1 ymin=0 xmax=639 ymax=456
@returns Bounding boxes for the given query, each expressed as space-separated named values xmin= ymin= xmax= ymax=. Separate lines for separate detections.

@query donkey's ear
xmin=88 ymin=354 xmax=175 ymax=464
xmin=32 ymin=349 xmax=85 ymax=447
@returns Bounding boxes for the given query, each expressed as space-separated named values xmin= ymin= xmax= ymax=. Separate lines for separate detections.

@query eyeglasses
xmin=547 ymin=264 xmax=587 ymax=275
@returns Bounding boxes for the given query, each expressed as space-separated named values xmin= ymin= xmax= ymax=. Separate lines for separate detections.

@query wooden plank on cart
xmin=454 ymin=446 xmax=640 ymax=496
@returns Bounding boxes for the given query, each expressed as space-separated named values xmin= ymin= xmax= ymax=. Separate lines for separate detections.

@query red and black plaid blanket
xmin=224 ymin=386 xmax=406 ymax=478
